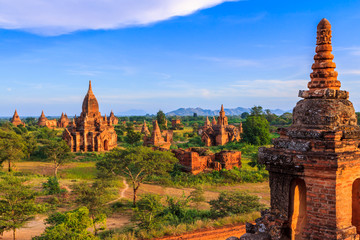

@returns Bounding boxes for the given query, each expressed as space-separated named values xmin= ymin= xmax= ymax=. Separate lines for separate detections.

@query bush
xmin=42 ymin=177 xmax=64 ymax=195
xmin=209 ymin=191 xmax=264 ymax=217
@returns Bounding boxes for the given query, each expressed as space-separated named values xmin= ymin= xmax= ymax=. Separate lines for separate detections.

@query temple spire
xmin=88 ymin=80 xmax=93 ymax=93
xmin=308 ymin=18 xmax=340 ymax=91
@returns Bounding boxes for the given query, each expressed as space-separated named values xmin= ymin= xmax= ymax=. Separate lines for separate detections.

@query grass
xmin=105 ymin=211 xmax=260 ymax=240
xmin=60 ymin=162 xmax=97 ymax=180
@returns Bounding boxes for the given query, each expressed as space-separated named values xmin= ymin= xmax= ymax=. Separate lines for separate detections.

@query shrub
xmin=42 ymin=177 xmax=64 ymax=195
xmin=209 ymin=191 xmax=264 ymax=217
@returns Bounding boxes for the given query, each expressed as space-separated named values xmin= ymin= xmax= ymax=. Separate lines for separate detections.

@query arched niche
xmin=289 ymin=178 xmax=307 ymax=240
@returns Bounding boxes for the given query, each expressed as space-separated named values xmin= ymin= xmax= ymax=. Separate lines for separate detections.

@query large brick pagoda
xmin=241 ymin=19 xmax=360 ymax=240
xmin=62 ymin=81 xmax=117 ymax=152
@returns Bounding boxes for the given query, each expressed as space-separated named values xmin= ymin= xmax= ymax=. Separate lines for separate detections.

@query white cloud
xmin=0 ymin=0 xmax=239 ymax=35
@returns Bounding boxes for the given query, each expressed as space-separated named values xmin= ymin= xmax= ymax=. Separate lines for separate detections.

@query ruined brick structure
xmin=201 ymin=105 xmax=241 ymax=146
xmin=10 ymin=110 xmax=25 ymax=127
xmin=172 ymin=119 xmax=181 ymax=128
xmin=241 ymin=19 xmax=360 ymax=240
xmin=58 ymin=113 xmax=70 ymax=128
xmin=37 ymin=111 xmax=57 ymax=128
xmin=62 ymin=81 xmax=117 ymax=152
xmin=143 ymin=120 xmax=173 ymax=150
xmin=141 ymin=120 xmax=150 ymax=136
xmin=172 ymin=148 xmax=241 ymax=175
xmin=108 ymin=110 xmax=119 ymax=125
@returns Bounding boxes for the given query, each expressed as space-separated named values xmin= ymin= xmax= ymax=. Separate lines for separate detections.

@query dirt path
xmin=107 ymin=178 xmax=129 ymax=205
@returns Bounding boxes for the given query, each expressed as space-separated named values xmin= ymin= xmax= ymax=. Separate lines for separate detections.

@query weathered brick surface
xmin=143 ymin=120 xmax=173 ymax=150
xmin=172 ymin=148 xmax=241 ymax=174
xmin=242 ymin=19 xmax=360 ymax=240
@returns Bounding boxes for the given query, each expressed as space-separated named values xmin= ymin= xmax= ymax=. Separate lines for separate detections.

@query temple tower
xmin=242 ymin=19 xmax=360 ymax=240
xmin=141 ymin=120 xmax=150 ymax=136
xmin=10 ymin=110 xmax=25 ymax=127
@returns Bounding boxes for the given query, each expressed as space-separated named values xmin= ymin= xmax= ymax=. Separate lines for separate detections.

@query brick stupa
xmin=241 ymin=19 xmax=360 ymax=240
xmin=62 ymin=81 xmax=117 ymax=152
xmin=143 ymin=120 xmax=173 ymax=149
xmin=10 ymin=110 xmax=25 ymax=127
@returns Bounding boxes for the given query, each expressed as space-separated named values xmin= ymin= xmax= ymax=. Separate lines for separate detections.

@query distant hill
xmin=166 ymin=107 xmax=289 ymax=116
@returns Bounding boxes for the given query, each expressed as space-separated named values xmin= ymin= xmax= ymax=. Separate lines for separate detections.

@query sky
xmin=2 ymin=0 xmax=360 ymax=116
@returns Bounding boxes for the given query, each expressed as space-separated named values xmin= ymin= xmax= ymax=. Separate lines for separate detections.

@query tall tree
xmin=96 ymin=146 xmax=177 ymax=206
xmin=242 ymin=114 xmax=270 ymax=145
xmin=0 ymin=129 xmax=25 ymax=172
xmin=0 ymin=174 xmax=44 ymax=240
xmin=73 ymin=181 xmax=112 ymax=235
xmin=43 ymin=140 xmax=71 ymax=178
xmin=156 ymin=110 xmax=167 ymax=129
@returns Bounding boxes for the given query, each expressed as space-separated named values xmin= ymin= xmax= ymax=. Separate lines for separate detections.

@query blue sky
xmin=1 ymin=0 xmax=360 ymax=116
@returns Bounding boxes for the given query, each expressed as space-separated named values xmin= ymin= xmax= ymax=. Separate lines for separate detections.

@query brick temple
xmin=241 ymin=19 xmax=360 ymax=240
xmin=37 ymin=111 xmax=70 ymax=128
xmin=10 ymin=110 xmax=25 ymax=127
xmin=143 ymin=120 xmax=173 ymax=149
xmin=172 ymin=148 xmax=241 ymax=175
xmin=201 ymin=105 xmax=241 ymax=146
xmin=62 ymin=81 xmax=117 ymax=152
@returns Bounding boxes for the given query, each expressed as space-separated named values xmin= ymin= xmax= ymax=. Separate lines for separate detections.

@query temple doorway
xmin=104 ymin=140 xmax=109 ymax=151
xmin=289 ymin=178 xmax=307 ymax=240
xmin=352 ymin=178 xmax=360 ymax=233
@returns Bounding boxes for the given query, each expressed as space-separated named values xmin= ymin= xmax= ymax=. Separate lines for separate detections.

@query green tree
xmin=23 ymin=134 xmax=37 ymax=159
xmin=132 ymin=193 xmax=165 ymax=230
xmin=250 ymin=106 xmax=264 ymax=116
xmin=0 ymin=129 xmax=26 ymax=172
xmin=241 ymin=112 xmax=249 ymax=119
xmin=0 ymin=174 xmax=44 ymax=240
xmin=96 ymin=146 xmax=177 ymax=206
xmin=242 ymin=114 xmax=270 ymax=146
xmin=43 ymin=140 xmax=71 ymax=178
xmin=72 ymin=181 xmax=112 ymax=235
xmin=33 ymin=207 xmax=98 ymax=240
xmin=209 ymin=191 xmax=264 ymax=217
xmin=125 ymin=130 xmax=142 ymax=145
xmin=189 ymin=187 xmax=205 ymax=208
xmin=156 ymin=110 xmax=167 ymax=129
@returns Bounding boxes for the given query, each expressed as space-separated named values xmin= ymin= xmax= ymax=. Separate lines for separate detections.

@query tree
xmin=0 ymin=174 xmax=44 ymax=240
xmin=43 ymin=140 xmax=71 ymax=178
xmin=209 ymin=191 xmax=264 ymax=217
xmin=0 ymin=129 xmax=26 ymax=172
xmin=250 ymin=106 xmax=264 ymax=116
xmin=33 ymin=207 xmax=98 ymax=240
xmin=189 ymin=187 xmax=205 ymax=208
xmin=72 ymin=181 xmax=112 ymax=235
xmin=241 ymin=112 xmax=249 ymax=119
xmin=242 ymin=114 xmax=270 ymax=146
xmin=96 ymin=146 xmax=177 ymax=206
xmin=125 ymin=130 xmax=142 ymax=145
xmin=23 ymin=134 xmax=37 ymax=159
xmin=264 ymin=109 xmax=277 ymax=123
xmin=156 ymin=110 xmax=167 ymax=129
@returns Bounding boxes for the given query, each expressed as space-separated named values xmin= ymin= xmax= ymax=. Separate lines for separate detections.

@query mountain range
xmin=166 ymin=107 xmax=289 ymax=116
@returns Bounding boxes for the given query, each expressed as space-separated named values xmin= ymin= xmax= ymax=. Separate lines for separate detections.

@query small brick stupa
xmin=62 ymin=81 xmax=117 ymax=152
xmin=141 ymin=120 xmax=150 ymax=136
xmin=241 ymin=19 xmax=360 ymax=240
xmin=10 ymin=110 xmax=25 ymax=127
xmin=143 ymin=120 xmax=173 ymax=149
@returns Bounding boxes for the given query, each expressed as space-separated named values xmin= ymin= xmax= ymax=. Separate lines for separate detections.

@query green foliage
xmin=241 ymin=112 xmax=249 ymax=119
xmin=0 ymin=128 xmax=26 ymax=172
xmin=149 ymin=167 xmax=268 ymax=187
xmin=43 ymin=139 xmax=71 ymax=177
xmin=73 ymin=181 xmax=112 ymax=235
xmin=124 ymin=130 xmax=142 ymax=145
xmin=209 ymin=191 xmax=264 ymax=217
xmin=0 ymin=174 xmax=44 ymax=239
xmin=242 ymin=115 xmax=270 ymax=145
xmin=177 ymin=136 xmax=204 ymax=148
xmin=132 ymin=194 xmax=166 ymax=229
xmin=97 ymin=146 xmax=178 ymax=205
xmin=33 ymin=207 xmax=98 ymax=240
xmin=156 ymin=110 xmax=167 ymax=129
xmin=42 ymin=177 xmax=63 ymax=195
xmin=189 ymin=187 xmax=206 ymax=207
xmin=248 ymin=152 xmax=265 ymax=170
